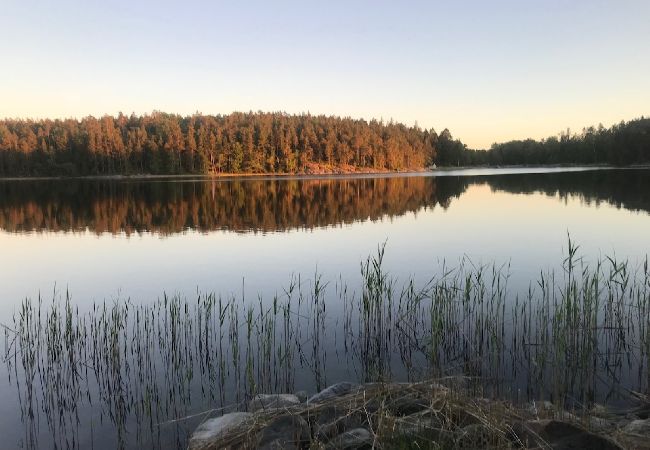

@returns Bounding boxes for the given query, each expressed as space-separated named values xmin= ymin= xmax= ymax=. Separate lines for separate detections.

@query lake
xmin=1 ymin=167 xmax=649 ymax=449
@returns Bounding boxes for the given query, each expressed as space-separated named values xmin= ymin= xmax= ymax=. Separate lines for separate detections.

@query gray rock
xmin=249 ymin=393 xmax=301 ymax=412
xmin=313 ymin=406 xmax=369 ymax=440
xmin=618 ymin=419 xmax=650 ymax=449
xmin=622 ymin=418 xmax=650 ymax=435
xmin=188 ymin=412 xmax=252 ymax=450
xmin=387 ymin=394 xmax=430 ymax=416
xmin=590 ymin=403 xmax=610 ymax=417
xmin=524 ymin=420 xmax=623 ymax=450
xmin=308 ymin=382 xmax=357 ymax=404
xmin=585 ymin=416 xmax=616 ymax=433
xmin=394 ymin=411 xmax=444 ymax=441
xmin=257 ymin=414 xmax=311 ymax=449
xmin=294 ymin=390 xmax=308 ymax=403
xmin=314 ymin=412 xmax=343 ymax=440
xmin=324 ymin=428 xmax=373 ymax=449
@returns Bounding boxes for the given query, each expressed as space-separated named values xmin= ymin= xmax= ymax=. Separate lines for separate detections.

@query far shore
xmin=0 ymin=163 xmax=648 ymax=182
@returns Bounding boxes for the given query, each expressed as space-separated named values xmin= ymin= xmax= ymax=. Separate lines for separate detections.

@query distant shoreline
xmin=0 ymin=164 xmax=648 ymax=182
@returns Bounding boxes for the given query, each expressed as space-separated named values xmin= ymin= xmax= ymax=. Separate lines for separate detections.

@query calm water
xmin=1 ymin=167 xmax=649 ymax=449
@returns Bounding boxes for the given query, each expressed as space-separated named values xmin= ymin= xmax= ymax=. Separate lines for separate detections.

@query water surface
xmin=1 ymin=167 xmax=649 ymax=449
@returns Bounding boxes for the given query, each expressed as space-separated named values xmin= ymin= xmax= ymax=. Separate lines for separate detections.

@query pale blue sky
xmin=1 ymin=0 xmax=648 ymax=148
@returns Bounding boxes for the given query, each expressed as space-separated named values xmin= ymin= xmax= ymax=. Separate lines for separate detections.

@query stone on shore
xmin=307 ymin=382 xmax=358 ymax=404
xmin=618 ymin=419 xmax=650 ymax=449
xmin=187 ymin=381 xmax=637 ymax=450
xmin=517 ymin=419 xmax=623 ymax=450
xmin=249 ymin=393 xmax=301 ymax=412
xmin=256 ymin=414 xmax=310 ymax=449
xmin=294 ymin=390 xmax=308 ymax=403
xmin=324 ymin=428 xmax=373 ymax=449
xmin=188 ymin=412 xmax=252 ymax=450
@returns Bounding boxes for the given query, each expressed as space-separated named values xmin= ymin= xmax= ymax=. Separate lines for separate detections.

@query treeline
xmin=440 ymin=117 xmax=650 ymax=167
xmin=0 ymin=112 xmax=439 ymax=176
xmin=2 ymin=112 xmax=647 ymax=176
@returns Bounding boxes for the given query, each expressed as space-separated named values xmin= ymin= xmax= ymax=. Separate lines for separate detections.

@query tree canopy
xmin=1 ymin=112 xmax=647 ymax=176
xmin=0 ymin=112 xmax=439 ymax=176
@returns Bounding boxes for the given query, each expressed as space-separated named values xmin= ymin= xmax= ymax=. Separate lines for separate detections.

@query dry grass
xmin=188 ymin=379 xmax=554 ymax=450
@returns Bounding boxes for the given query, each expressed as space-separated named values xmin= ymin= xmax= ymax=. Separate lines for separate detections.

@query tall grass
xmin=2 ymin=242 xmax=649 ymax=449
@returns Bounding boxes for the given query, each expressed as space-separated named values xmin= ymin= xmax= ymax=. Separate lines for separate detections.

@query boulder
xmin=294 ymin=390 xmax=308 ymax=403
xmin=257 ymin=414 xmax=311 ymax=449
xmin=584 ymin=416 xmax=616 ymax=433
xmin=519 ymin=419 xmax=623 ymax=450
xmin=324 ymin=428 xmax=373 ymax=449
xmin=386 ymin=394 xmax=430 ymax=416
xmin=393 ymin=411 xmax=444 ymax=442
xmin=249 ymin=394 xmax=301 ymax=412
xmin=622 ymin=418 xmax=650 ymax=435
xmin=618 ymin=419 xmax=650 ymax=449
xmin=308 ymin=382 xmax=357 ymax=404
xmin=188 ymin=412 xmax=252 ymax=450
xmin=312 ymin=405 xmax=369 ymax=440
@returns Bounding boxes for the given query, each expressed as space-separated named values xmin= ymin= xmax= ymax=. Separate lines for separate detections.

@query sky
xmin=1 ymin=0 xmax=649 ymax=149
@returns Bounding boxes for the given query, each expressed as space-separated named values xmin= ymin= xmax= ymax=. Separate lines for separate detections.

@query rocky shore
xmin=188 ymin=380 xmax=650 ymax=449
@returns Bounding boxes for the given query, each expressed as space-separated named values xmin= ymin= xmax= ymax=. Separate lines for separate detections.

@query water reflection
xmin=0 ymin=177 xmax=462 ymax=235
xmin=1 ymin=168 xmax=650 ymax=449
xmin=480 ymin=169 xmax=650 ymax=214
xmin=0 ymin=169 xmax=648 ymax=236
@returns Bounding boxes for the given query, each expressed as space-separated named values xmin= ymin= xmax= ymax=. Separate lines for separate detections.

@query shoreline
xmin=0 ymin=164 xmax=648 ymax=182
xmin=188 ymin=379 xmax=645 ymax=449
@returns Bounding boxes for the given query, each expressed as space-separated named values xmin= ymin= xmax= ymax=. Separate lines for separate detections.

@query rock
xmin=622 ymin=418 xmax=650 ymax=435
xmin=521 ymin=420 xmax=623 ymax=450
xmin=618 ymin=419 xmax=650 ymax=449
xmin=294 ymin=390 xmax=308 ymax=403
xmin=387 ymin=394 xmax=430 ymax=416
xmin=308 ymin=382 xmax=358 ymax=404
xmin=257 ymin=414 xmax=311 ymax=450
xmin=584 ymin=416 xmax=616 ymax=433
xmin=249 ymin=394 xmax=301 ymax=412
xmin=188 ymin=412 xmax=252 ymax=450
xmin=324 ymin=428 xmax=373 ymax=449
xmin=394 ymin=411 xmax=444 ymax=441
xmin=312 ymin=405 xmax=369 ymax=440
xmin=590 ymin=403 xmax=610 ymax=417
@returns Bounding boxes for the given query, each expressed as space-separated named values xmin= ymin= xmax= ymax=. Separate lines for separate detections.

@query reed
xmin=2 ymin=241 xmax=648 ymax=449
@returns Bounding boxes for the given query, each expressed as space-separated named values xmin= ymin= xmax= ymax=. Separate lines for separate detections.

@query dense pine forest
xmin=0 ymin=112 xmax=648 ymax=176
xmin=0 ymin=112 xmax=438 ymax=176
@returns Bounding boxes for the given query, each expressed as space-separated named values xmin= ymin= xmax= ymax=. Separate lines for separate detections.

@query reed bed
xmin=2 ymin=242 xmax=649 ymax=449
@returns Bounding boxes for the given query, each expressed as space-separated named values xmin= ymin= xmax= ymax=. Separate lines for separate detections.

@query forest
xmin=437 ymin=117 xmax=650 ymax=167
xmin=0 ymin=112 xmax=438 ymax=176
xmin=0 ymin=112 xmax=648 ymax=176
